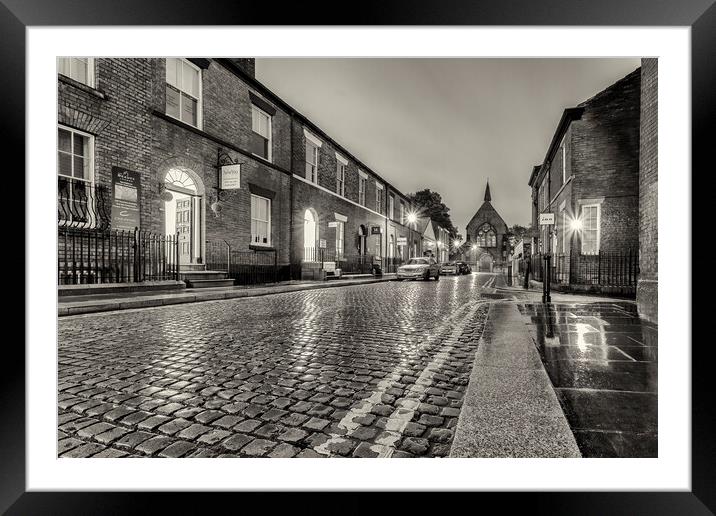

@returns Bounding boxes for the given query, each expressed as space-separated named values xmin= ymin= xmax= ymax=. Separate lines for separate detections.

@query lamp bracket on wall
xmin=217 ymin=147 xmax=243 ymax=168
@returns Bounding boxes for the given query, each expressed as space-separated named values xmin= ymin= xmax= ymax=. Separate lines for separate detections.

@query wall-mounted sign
xmin=323 ymin=261 xmax=336 ymax=272
xmin=111 ymin=166 xmax=141 ymax=231
xmin=220 ymin=164 xmax=241 ymax=190
xmin=539 ymin=213 xmax=555 ymax=225
xmin=397 ymin=236 xmax=408 ymax=246
xmin=328 ymin=221 xmax=338 ymax=228
xmin=371 ymin=226 xmax=382 ymax=235
xmin=319 ymin=239 xmax=327 ymax=249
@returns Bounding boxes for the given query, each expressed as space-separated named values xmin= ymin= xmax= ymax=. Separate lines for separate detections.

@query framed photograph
xmin=8 ymin=0 xmax=713 ymax=512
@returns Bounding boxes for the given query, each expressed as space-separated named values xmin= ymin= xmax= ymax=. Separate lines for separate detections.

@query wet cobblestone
xmin=58 ymin=275 xmax=494 ymax=458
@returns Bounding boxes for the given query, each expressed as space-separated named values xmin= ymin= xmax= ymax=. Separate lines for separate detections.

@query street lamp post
xmin=406 ymin=211 xmax=418 ymax=259
xmin=569 ymin=216 xmax=583 ymax=285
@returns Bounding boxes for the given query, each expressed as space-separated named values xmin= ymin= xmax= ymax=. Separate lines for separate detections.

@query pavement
xmin=518 ymin=302 xmax=658 ymax=457
xmin=57 ymin=271 xmax=657 ymax=458
xmin=57 ymin=274 xmax=399 ymax=317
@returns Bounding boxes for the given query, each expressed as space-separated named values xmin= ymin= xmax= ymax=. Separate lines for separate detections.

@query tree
xmin=507 ymin=224 xmax=531 ymax=247
xmin=406 ymin=189 xmax=458 ymax=238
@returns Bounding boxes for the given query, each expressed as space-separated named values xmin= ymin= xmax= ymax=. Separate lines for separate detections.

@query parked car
xmin=439 ymin=261 xmax=459 ymax=275
xmin=397 ymin=257 xmax=440 ymax=281
xmin=456 ymin=261 xmax=472 ymax=275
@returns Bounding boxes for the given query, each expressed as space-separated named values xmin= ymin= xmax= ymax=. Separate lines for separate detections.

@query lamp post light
xmin=568 ymin=215 xmax=583 ymax=284
xmin=406 ymin=211 xmax=418 ymax=259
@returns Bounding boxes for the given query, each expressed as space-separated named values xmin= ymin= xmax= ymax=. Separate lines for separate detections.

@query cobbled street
xmin=58 ymin=273 xmax=504 ymax=458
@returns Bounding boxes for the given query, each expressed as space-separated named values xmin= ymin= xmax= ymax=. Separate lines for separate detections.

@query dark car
xmin=456 ymin=261 xmax=472 ymax=275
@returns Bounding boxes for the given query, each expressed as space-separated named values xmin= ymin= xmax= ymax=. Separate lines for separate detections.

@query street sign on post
xmin=319 ymin=239 xmax=327 ymax=249
xmin=539 ymin=213 xmax=555 ymax=225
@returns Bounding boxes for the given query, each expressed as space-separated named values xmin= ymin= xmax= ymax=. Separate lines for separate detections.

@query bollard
xmin=524 ymin=259 xmax=530 ymax=290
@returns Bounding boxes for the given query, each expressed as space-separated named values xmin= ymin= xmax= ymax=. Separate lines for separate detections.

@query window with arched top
xmin=165 ymin=169 xmax=197 ymax=192
xmin=477 ymin=223 xmax=497 ymax=248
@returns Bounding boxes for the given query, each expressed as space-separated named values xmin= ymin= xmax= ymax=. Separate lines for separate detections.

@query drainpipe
xmin=288 ymin=114 xmax=294 ymax=278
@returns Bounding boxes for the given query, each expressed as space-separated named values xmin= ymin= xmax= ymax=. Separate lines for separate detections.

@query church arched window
xmin=477 ymin=223 xmax=497 ymax=248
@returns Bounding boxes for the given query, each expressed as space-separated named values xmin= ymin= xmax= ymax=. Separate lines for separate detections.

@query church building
xmin=462 ymin=182 xmax=511 ymax=271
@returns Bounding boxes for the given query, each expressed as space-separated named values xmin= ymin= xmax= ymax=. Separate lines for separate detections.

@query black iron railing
xmin=58 ymin=177 xmax=111 ymax=230
xmin=382 ymin=257 xmax=404 ymax=273
xmin=206 ymin=240 xmax=283 ymax=285
xmin=525 ymin=251 xmax=639 ymax=287
xmin=305 ymin=248 xmax=379 ymax=275
xmin=58 ymin=227 xmax=180 ymax=285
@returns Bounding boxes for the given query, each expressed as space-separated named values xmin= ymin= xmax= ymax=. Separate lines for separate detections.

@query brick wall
xmin=151 ymin=119 xmax=291 ymax=265
xmin=571 ymin=68 xmax=641 ymax=254
xmin=149 ymin=58 xmax=292 ymax=265
xmin=58 ymin=58 xmax=157 ymax=231
xmin=291 ymin=179 xmax=387 ymax=267
xmin=637 ymin=58 xmax=658 ymax=322
xmin=58 ymin=57 xmax=418 ymax=279
xmin=290 ymin=120 xmax=390 ymax=216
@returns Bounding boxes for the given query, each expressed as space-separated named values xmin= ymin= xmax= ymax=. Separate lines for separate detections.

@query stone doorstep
xmin=58 ymin=275 xmax=399 ymax=317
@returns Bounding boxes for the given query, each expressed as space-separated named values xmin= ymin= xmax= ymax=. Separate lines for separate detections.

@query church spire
xmin=484 ymin=181 xmax=491 ymax=202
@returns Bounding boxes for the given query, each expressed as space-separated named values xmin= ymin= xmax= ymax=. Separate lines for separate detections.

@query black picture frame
xmin=7 ymin=0 xmax=713 ymax=512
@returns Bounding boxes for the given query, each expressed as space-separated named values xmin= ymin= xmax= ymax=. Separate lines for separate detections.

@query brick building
xmin=527 ymin=67 xmax=641 ymax=292
xmin=57 ymin=57 xmax=419 ymax=285
xmin=462 ymin=182 xmax=510 ymax=271
xmin=637 ymin=58 xmax=658 ymax=321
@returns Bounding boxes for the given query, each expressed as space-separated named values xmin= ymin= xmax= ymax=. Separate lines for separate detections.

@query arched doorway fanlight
xmin=165 ymin=169 xmax=197 ymax=192
xmin=303 ymin=209 xmax=318 ymax=261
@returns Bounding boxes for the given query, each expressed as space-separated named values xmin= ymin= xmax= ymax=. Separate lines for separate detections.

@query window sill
xmin=251 ymin=152 xmax=273 ymax=165
xmin=250 ymin=244 xmax=275 ymax=251
xmin=58 ymin=74 xmax=106 ymax=100
xmin=164 ymin=112 xmax=202 ymax=131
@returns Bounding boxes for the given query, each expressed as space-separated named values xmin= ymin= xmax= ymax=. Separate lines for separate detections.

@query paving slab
xmin=450 ymin=302 xmax=581 ymax=458
xmin=517 ymin=302 xmax=658 ymax=458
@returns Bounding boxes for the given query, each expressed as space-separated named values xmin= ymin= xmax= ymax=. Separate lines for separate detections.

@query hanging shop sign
xmin=220 ymin=164 xmax=241 ymax=190
xmin=539 ymin=213 xmax=555 ymax=225
xmin=111 ymin=166 xmax=141 ymax=231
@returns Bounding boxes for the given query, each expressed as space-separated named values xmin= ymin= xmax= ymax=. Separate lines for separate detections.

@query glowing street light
xmin=471 ymin=244 xmax=478 ymax=251
xmin=569 ymin=217 xmax=583 ymax=232
xmin=406 ymin=211 xmax=418 ymax=225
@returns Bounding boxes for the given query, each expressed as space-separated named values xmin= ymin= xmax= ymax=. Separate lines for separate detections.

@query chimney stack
xmin=228 ymin=58 xmax=255 ymax=78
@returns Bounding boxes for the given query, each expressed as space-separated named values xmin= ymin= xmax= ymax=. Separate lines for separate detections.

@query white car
xmin=397 ymin=257 xmax=440 ymax=281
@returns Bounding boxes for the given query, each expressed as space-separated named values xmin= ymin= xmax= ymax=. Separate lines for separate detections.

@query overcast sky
xmin=256 ymin=58 xmax=641 ymax=233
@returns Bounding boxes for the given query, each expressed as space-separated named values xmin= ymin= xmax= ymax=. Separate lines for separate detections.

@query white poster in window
xmin=220 ymin=164 xmax=241 ymax=190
